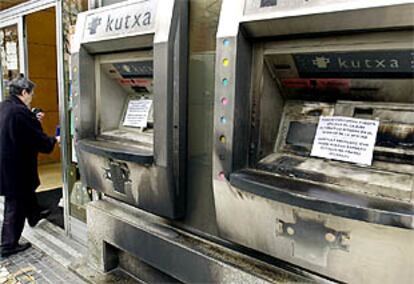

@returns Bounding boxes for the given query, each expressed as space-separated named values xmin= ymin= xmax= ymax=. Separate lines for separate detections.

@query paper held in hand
xmin=310 ymin=116 xmax=380 ymax=166
xmin=123 ymin=99 xmax=152 ymax=128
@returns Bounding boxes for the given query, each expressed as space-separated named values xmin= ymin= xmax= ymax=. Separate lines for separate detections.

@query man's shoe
xmin=28 ymin=209 xmax=51 ymax=227
xmin=1 ymin=242 xmax=31 ymax=258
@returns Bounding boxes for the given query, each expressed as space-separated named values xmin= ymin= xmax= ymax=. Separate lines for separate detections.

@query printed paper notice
xmin=311 ymin=116 xmax=379 ymax=165
xmin=123 ymin=99 xmax=152 ymax=128
xmin=6 ymin=42 xmax=18 ymax=70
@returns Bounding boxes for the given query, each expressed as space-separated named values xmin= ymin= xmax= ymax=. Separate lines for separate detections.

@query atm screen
xmin=113 ymin=61 xmax=153 ymax=78
xmin=101 ymin=60 xmax=154 ymax=95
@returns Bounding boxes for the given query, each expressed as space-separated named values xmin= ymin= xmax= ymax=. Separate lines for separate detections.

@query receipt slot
xmin=213 ymin=1 xmax=414 ymax=283
xmin=71 ymin=0 xmax=187 ymax=219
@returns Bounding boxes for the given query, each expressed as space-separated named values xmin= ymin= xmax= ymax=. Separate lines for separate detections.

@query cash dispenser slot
xmin=77 ymin=139 xmax=153 ymax=165
xmin=230 ymin=170 xmax=414 ymax=229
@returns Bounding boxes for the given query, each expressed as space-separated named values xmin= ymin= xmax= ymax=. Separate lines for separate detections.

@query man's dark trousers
xmin=1 ymin=191 xmax=40 ymax=249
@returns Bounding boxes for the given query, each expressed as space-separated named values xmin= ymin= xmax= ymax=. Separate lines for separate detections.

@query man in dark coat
xmin=0 ymin=75 xmax=57 ymax=257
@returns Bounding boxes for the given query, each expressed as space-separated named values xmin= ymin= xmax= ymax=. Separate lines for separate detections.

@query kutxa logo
xmin=312 ymin=56 xmax=401 ymax=70
xmin=295 ymin=51 xmax=413 ymax=78
xmin=105 ymin=11 xmax=152 ymax=32
xmin=87 ymin=11 xmax=152 ymax=35
xmin=88 ymin=17 xmax=102 ymax=35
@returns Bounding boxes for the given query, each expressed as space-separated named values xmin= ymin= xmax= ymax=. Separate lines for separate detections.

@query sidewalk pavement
xmin=0 ymin=196 xmax=151 ymax=284
xmin=0 ymin=237 xmax=86 ymax=284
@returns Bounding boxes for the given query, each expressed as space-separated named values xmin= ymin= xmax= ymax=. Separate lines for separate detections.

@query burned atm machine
xmin=71 ymin=0 xmax=187 ymax=220
xmin=213 ymin=1 xmax=414 ymax=283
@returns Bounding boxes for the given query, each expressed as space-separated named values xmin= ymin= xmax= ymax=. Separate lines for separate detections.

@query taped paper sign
xmin=311 ymin=116 xmax=379 ymax=165
xmin=123 ymin=99 xmax=152 ymax=128
xmin=6 ymin=42 xmax=18 ymax=70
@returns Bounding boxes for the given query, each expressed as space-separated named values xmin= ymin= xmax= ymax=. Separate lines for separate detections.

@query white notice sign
xmin=123 ymin=99 xmax=152 ymax=128
xmin=6 ymin=42 xmax=18 ymax=70
xmin=311 ymin=116 xmax=379 ymax=165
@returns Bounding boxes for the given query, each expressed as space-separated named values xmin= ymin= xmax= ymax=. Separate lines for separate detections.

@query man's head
xmin=9 ymin=74 xmax=36 ymax=106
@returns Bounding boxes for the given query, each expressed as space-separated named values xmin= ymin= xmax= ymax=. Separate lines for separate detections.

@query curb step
xmin=0 ymin=197 xmax=86 ymax=268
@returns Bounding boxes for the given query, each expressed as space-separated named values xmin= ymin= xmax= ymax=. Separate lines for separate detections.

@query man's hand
xmin=36 ymin=112 xmax=45 ymax=122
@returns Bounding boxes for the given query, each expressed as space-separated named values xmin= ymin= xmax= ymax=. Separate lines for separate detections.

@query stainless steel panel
xmin=77 ymin=150 xmax=153 ymax=207
xmin=213 ymin=180 xmax=414 ymax=283
xmin=242 ymin=2 xmax=414 ymax=38
xmin=72 ymin=48 xmax=96 ymax=140
xmin=244 ymin=0 xmax=413 ymax=15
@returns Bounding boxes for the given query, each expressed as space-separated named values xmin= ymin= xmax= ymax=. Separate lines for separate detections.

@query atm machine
xmin=71 ymin=0 xmax=187 ymax=219
xmin=213 ymin=1 xmax=414 ymax=283
xmin=70 ymin=1 xmax=332 ymax=282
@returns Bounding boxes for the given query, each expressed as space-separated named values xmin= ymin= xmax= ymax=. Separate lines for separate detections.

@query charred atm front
xmin=72 ymin=0 xmax=187 ymax=219
xmin=213 ymin=1 xmax=414 ymax=283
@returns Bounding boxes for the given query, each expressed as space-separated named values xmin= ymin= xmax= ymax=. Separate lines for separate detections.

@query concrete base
xmin=70 ymin=256 xmax=168 ymax=284
xmin=87 ymin=198 xmax=330 ymax=283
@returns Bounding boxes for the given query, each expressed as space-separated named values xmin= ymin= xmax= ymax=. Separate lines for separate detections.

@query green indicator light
xmin=222 ymin=78 xmax=229 ymax=86
xmin=220 ymin=116 xmax=227 ymax=124
xmin=223 ymin=39 xmax=230 ymax=46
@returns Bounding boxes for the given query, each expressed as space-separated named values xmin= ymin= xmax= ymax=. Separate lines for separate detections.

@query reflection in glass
xmin=0 ymin=25 xmax=20 ymax=98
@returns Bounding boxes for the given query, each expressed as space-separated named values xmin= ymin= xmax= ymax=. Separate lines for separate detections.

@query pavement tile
xmin=0 ymin=239 xmax=86 ymax=284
